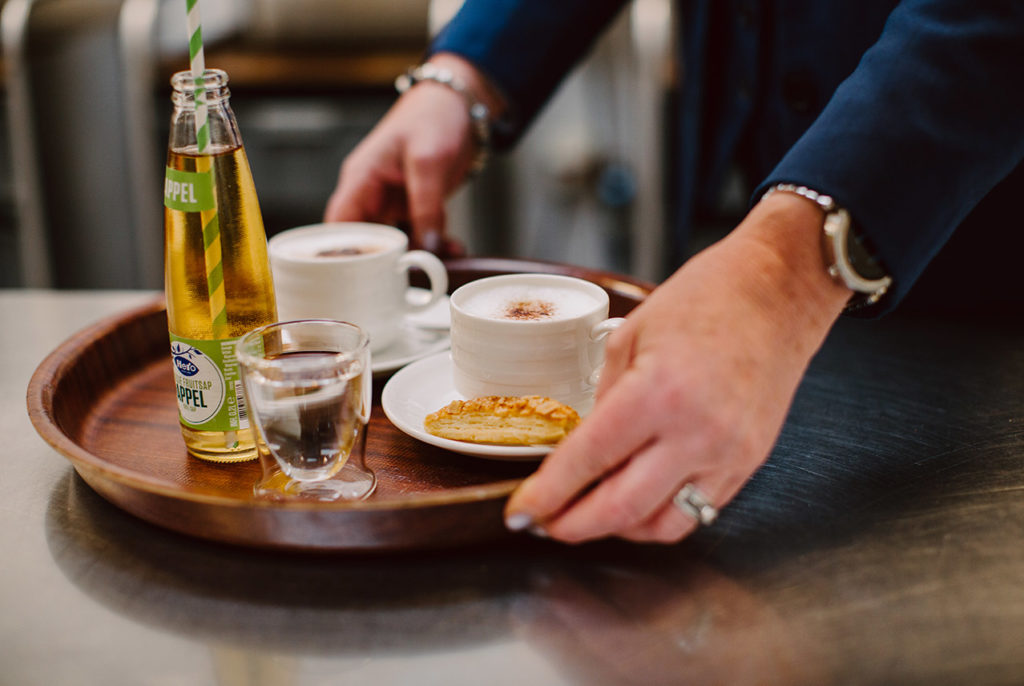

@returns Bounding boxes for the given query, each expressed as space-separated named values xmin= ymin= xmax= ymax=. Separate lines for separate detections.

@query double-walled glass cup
xmin=236 ymin=320 xmax=375 ymax=501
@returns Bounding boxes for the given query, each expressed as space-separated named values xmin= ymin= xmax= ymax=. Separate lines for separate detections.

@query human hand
xmin=504 ymin=195 xmax=853 ymax=543
xmin=324 ymin=54 xmax=502 ymax=255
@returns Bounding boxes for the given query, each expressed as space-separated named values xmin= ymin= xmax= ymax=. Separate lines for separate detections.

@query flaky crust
xmin=424 ymin=395 xmax=581 ymax=445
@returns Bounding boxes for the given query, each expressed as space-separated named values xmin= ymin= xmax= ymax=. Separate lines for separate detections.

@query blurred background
xmin=0 ymin=0 xmax=684 ymax=290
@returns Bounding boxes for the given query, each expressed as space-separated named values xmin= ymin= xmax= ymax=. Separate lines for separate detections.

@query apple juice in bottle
xmin=163 ymin=68 xmax=276 ymax=462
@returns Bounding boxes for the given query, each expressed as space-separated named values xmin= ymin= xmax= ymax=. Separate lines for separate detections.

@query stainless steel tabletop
xmin=4 ymin=289 xmax=1023 ymax=685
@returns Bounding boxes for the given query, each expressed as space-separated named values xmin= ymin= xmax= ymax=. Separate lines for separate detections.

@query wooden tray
xmin=28 ymin=259 xmax=653 ymax=551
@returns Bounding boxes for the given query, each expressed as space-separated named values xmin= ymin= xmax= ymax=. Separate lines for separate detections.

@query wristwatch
xmin=762 ymin=183 xmax=892 ymax=311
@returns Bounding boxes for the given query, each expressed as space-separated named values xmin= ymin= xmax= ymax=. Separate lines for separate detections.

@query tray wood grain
xmin=28 ymin=258 xmax=652 ymax=551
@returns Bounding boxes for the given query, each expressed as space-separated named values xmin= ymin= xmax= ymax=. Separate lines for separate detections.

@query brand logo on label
xmin=169 ymin=341 xmax=226 ymax=426
xmin=173 ymin=355 xmax=200 ymax=376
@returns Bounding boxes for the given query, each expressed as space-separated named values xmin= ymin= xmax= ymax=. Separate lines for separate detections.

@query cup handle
xmin=591 ymin=317 xmax=626 ymax=342
xmin=586 ymin=317 xmax=626 ymax=387
xmin=397 ymin=250 xmax=449 ymax=312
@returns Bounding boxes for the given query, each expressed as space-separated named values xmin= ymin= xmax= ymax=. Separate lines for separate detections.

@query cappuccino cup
xmin=269 ymin=223 xmax=448 ymax=352
xmin=449 ymin=273 xmax=625 ymax=412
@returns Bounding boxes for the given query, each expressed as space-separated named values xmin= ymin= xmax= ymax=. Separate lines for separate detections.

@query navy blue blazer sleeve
xmin=754 ymin=0 xmax=1024 ymax=315
xmin=428 ymin=0 xmax=629 ymax=148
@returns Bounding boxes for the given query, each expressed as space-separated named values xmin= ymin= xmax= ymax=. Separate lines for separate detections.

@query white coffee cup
xmin=269 ymin=222 xmax=448 ymax=352
xmin=449 ymin=273 xmax=625 ymax=413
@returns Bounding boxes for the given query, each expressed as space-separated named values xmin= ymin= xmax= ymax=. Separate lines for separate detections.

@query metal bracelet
xmin=395 ymin=63 xmax=492 ymax=174
xmin=762 ymin=183 xmax=892 ymax=310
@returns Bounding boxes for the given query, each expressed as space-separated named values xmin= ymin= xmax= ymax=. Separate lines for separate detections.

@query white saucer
xmin=404 ymin=289 xmax=450 ymax=330
xmin=371 ymin=322 xmax=451 ymax=375
xmin=381 ymin=351 xmax=552 ymax=460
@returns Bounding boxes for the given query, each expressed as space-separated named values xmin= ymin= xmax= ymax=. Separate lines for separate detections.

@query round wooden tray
xmin=28 ymin=258 xmax=652 ymax=551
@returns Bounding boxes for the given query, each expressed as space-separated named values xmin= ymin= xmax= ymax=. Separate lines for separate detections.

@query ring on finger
xmin=672 ymin=483 xmax=719 ymax=526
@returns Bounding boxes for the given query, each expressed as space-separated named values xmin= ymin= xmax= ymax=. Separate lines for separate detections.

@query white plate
xmin=372 ymin=321 xmax=450 ymax=375
xmin=381 ymin=352 xmax=552 ymax=460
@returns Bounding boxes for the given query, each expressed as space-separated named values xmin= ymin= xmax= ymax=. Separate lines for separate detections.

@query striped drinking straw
xmin=186 ymin=0 xmax=227 ymax=338
xmin=186 ymin=0 xmax=236 ymax=448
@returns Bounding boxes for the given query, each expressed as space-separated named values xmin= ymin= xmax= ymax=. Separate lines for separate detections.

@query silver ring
xmin=672 ymin=484 xmax=718 ymax=526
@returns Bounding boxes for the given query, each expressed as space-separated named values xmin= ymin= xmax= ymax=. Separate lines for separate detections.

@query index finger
xmin=324 ymin=137 xmax=406 ymax=224
xmin=404 ymin=147 xmax=449 ymax=249
xmin=504 ymin=368 xmax=656 ymax=528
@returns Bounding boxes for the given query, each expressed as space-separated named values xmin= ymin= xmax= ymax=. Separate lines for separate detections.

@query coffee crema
xmin=461 ymin=285 xmax=600 ymax=321
xmin=273 ymin=230 xmax=399 ymax=261
xmin=314 ymin=244 xmax=384 ymax=258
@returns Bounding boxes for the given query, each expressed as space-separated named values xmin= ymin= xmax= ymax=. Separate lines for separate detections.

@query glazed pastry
xmin=424 ymin=395 xmax=581 ymax=445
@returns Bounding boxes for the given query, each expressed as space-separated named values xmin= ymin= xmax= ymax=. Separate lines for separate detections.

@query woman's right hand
xmin=324 ymin=53 xmax=502 ymax=254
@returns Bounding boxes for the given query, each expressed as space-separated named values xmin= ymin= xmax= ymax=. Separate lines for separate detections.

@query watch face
xmin=846 ymin=227 xmax=888 ymax=281
xmin=822 ymin=207 xmax=892 ymax=303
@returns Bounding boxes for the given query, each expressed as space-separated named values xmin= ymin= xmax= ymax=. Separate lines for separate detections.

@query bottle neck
xmin=168 ymin=69 xmax=241 ymax=155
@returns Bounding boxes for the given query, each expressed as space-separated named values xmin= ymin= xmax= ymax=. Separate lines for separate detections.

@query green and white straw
xmin=186 ymin=0 xmax=236 ymax=447
xmin=187 ymin=0 xmax=209 ymax=151
xmin=185 ymin=0 xmax=227 ymax=338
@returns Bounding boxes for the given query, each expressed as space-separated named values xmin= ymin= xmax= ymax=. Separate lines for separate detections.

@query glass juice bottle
xmin=164 ymin=68 xmax=277 ymax=462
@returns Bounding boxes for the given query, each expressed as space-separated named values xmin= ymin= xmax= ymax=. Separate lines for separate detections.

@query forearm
xmin=715 ymin=193 xmax=852 ymax=355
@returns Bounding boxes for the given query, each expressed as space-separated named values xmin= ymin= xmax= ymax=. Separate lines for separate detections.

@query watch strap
xmin=395 ymin=63 xmax=492 ymax=174
xmin=762 ymin=183 xmax=892 ymax=311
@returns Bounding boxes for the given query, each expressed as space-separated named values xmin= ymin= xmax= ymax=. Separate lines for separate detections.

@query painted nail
xmin=505 ymin=512 xmax=534 ymax=531
xmin=528 ymin=525 xmax=549 ymax=539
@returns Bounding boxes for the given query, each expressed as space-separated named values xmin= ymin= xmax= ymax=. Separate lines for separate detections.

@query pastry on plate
xmin=424 ymin=395 xmax=580 ymax=446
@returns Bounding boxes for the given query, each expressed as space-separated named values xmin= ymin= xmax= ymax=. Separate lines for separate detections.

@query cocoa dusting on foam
xmin=503 ymin=300 xmax=556 ymax=320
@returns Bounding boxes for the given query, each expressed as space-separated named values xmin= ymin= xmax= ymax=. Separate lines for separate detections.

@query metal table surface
xmin=3 ymin=288 xmax=1023 ymax=685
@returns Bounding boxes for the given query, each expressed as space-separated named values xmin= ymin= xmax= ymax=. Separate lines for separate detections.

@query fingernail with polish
xmin=528 ymin=525 xmax=549 ymax=539
xmin=505 ymin=512 xmax=534 ymax=531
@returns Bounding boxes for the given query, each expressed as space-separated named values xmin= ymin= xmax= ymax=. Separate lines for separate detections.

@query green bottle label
xmin=164 ymin=167 xmax=215 ymax=212
xmin=169 ymin=334 xmax=249 ymax=432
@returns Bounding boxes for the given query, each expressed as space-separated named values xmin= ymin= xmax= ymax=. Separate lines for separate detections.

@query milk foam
xmin=461 ymin=284 xmax=600 ymax=321
xmin=276 ymin=230 xmax=398 ymax=260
